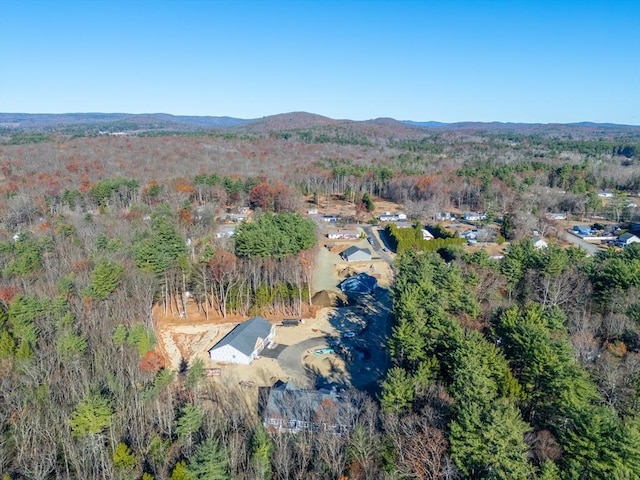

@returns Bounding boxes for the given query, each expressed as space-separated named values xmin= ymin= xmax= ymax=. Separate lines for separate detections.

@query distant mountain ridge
xmin=1 ymin=112 xmax=638 ymax=138
xmin=0 ymin=112 xmax=252 ymax=130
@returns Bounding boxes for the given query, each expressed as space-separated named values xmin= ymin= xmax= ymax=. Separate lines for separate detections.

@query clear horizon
xmin=1 ymin=0 xmax=639 ymax=125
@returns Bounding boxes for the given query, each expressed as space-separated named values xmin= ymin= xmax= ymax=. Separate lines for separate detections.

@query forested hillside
xmin=1 ymin=116 xmax=640 ymax=479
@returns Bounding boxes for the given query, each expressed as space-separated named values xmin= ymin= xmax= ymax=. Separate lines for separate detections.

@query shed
xmin=208 ymin=316 xmax=275 ymax=365
xmin=341 ymin=246 xmax=372 ymax=262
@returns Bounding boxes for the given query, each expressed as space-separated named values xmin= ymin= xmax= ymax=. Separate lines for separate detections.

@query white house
xmin=208 ymin=316 xmax=275 ymax=365
xmin=435 ymin=212 xmax=456 ymax=221
xmin=377 ymin=212 xmax=407 ymax=222
xmin=215 ymin=225 xmax=236 ymax=239
xmin=545 ymin=212 xmax=567 ymax=221
xmin=327 ymin=228 xmax=360 ymax=240
xmin=615 ymin=233 xmax=640 ymax=248
xmin=532 ymin=236 xmax=548 ymax=249
xmin=341 ymin=246 xmax=372 ymax=262
xmin=462 ymin=212 xmax=487 ymax=222
xmin=422 ymin=228 xmax=435 ymax=240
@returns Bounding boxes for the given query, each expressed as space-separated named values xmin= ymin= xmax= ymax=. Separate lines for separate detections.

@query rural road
xmin=560 ymin=230 xmax=602 ymax=256
xmin=363 ymin=225 xmax=394 ymax=264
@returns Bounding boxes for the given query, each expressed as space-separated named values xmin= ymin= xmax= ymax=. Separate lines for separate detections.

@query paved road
xmin=363 ymin=225 xmax=394 ymax=264
xmin=560 ymin=231 xmax=602 ymax=256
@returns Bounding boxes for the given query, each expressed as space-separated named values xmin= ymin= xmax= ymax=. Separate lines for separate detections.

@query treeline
xmin=381 ymin=243 xmax=640 ymax=478
xmin=3 ymin=130 xmax=640 ymax=234
xmin=385 ymin=222 xmax=465 ymax=254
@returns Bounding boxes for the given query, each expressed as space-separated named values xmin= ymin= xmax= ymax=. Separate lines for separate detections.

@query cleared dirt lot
xmin=155 ymin=239 xmax=393 ymax=391
xmin=154 ymin=195 xmax=397 ymax=389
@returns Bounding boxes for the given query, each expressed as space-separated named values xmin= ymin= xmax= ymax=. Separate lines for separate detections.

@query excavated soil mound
xmin=311 ymin=289 xmax=348 ymax=308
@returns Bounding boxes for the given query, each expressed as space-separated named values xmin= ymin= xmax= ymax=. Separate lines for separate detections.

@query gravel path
xmin=312 ymin=244 xmax=342 ymax=293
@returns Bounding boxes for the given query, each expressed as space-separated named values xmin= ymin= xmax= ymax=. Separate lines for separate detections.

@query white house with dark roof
xmin=615 ymin=232 xmax=640 ymax=248
xmin=532 ymin=236 xmax=548 ymax=249
xmin=208 ymin=316 xmax=275 ymax=364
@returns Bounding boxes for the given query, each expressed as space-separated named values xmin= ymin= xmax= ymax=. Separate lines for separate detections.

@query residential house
xmin=341 ymin=246 xmax=372 ymax=262
xmin=215 ymin=225 xmax=236 ymax=239
xmin=262 ymin=381 xmax=351 ymax=434
xmin=546 ymin=212 xmax=567 ymax=221
xmin=208 ymin=316 xmax=275 ymax=365
xmin=326 ymin=228 xmax=360 ymax=240
xmin=395 ymin=221 xmax=411 ymax=229
xmin=226 ymin=213 xmax=248 ymax=222
xmin=307 ymin=208 xmax=318 ymax=215
xmin=532 ymin=236 xmax=548 ymax=249
xmin=462 ymin=212 xmax=487 ymax=222
xmin=422 ymin=228 xmax=435 ymax=240
xmin=435 ymin=212 xmax=456 ymax=221
xmin=377 ymin=212 xmax=407 ymax=222
xmin=615 ymin=232 xmax=640 ymax=248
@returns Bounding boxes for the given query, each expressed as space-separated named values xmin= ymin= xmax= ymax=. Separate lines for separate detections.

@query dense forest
xmin=1 ymin=115 xmax=640 ymax=479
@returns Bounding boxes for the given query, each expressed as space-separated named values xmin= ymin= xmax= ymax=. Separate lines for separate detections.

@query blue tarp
xmin=339 ymin=272 xmax=377 ymax=295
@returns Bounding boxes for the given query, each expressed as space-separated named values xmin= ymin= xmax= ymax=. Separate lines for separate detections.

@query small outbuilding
xmin=208 ymin=316 xmax=275 ymax=365
xmin=341 ymin=246 xmax=372 ymax=262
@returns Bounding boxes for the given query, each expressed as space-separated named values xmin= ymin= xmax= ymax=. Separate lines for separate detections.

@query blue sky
xmin=1 ymin=0 xmax=639 ymax=124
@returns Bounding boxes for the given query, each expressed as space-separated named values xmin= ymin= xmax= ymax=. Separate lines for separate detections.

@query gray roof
xmin=263 ymin=381 xmax=348 ymax=424
xmin=341 ymin=246 xmax=371 ymax=259
xmin=619 ymin=232 xmax=639 ymax=242
xmin=210 ymin=316 xmax=272 ymax=356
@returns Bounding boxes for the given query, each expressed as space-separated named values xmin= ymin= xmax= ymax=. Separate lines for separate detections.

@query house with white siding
xmin=208 ymin=316 xmax=275 ymax=365
xmin=341 ymin=246 xmax=372 ymax=262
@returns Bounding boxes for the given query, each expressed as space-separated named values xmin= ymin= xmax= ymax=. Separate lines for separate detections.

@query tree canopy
xmin=234 ymin=212 xmax=316 ymax=258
